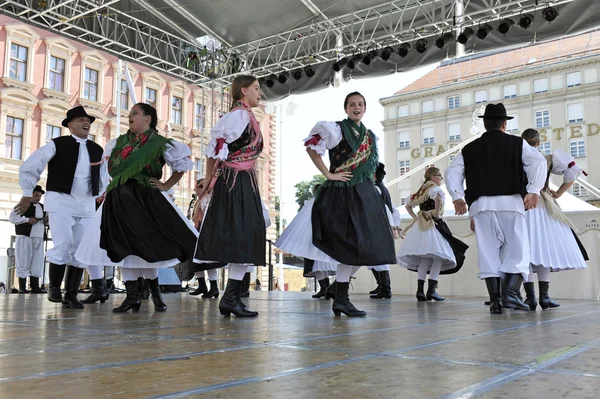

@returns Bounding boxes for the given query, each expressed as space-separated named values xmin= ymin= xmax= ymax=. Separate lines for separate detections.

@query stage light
xmin=305 ymin=66 xmax=315 ymax=78
xmin=435 ymin=32 xmax=455 ymax=49
xmin=498 ymin=19 xmax=514 ymax=35
xmin=518 ymin=13 xmax=535 ymax=29
xmin=457 ymin=27 xmax=474 ymax=45
xmin=398 ymin=43 xmax=411 ymax=57
xmin=381 ymin=46 xmax=393 ymax=61
xmin=277 ymin=72 xmax=289 ymax=84
xmin=362 ymin=53 xmax=372 ymax=65
xmin=542 ymin=6 xmax=558 ymax=22
xmin=347 ymin=58 xmax=356 ymax=69
xmin=292 ymin=69 xmax=303 ymax=81
xmin=415 ymin=39 xmax=428 ymax=54
xmin=332 ymin=62 xmax=341 ymax=72
xmin=476 ymin=24 xmax=493 ymax=40
xmin=265 ymin=74 xmax=276 ymax=88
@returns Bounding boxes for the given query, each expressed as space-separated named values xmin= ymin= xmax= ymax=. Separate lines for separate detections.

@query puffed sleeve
xmin=164 ymin=141 xmax=194 ymax=172
xmin=428 ymin=186 xmax=445 ymax=202
xmin=99 ymin=139 xmax=117 ymax=195
xmin=303 ymin=121 xmax=343 ymax=156
xmin=391 ymin=207 xmax=402 ymax=227
xmin=19 ymin=141 xmax=57 ymax=196
xmin=551 ymin=149 xmax=586 ymax=183
xmin=204 ymin=109 xmax=250 ymax=160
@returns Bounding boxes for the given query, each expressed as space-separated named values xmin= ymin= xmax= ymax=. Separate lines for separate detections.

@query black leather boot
xmin=138 ymin=277 xmax=150 ymax=300
xmin=147 ymin=277 xmax=167 ymax=311
xmin=523 ymin=282 xmax=537 ymax=311
xmin=219 ymin=279 xmax=258 ymax=317
xmin=189 ymin=277 xmax=208 ymax=296
xmin=426 ymin=279 xmax=445 ymax=301
xmin=371 ymin=271 xmax=391 ymax=299
xmin=81 ymin=279 xmax=109 ymax=304
xmin=62 ymin=266 xmax=84 ymax=309
xmin=113 ymin=280 xmax=141 ymax=312
xmin=312 ymin=278 xmax=330 ymax=299
xmin=502 ymin=273 xmax=529 ymax=311
xmin=18 ymin=277 xmax=29 ymax=293
xmin=332 ymin=282 xmax=366 ymax=317
xmin=203 ymin=280 xmax=219 ymax=298
xmin=485 ymin=277 xmax=502 ymax=314
xmin=416 ymin=279 xmax=427 ymax=302
xmin=30 ymin=277 xmax=46 ymax=293
xmin=538 ymin=281 xmax=560 ymax=309
xmin=240 ymin=272 xmax=251 ymax=298
xmin=325 ymin=280 xmax=338 ymax=300
xmin=369 ymin=269 xmax=381 ymax=295
xmin=47 ymin=263 xmax=65 ymax=303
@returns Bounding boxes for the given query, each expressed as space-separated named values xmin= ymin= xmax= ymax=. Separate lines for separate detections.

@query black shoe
xmin=416 ymin=279 xmax=427 ymax=302
xmin=370 ymin=271 xmax=391 ymax=299
xmin=203 ymin=279 xmax=219 ymax=299
xmin=240 ymin=272 xmax=251 ymax=298
xmin=62 ymin=266 xmax=84 ymax=309
xmin=113 ymin=280 xmax=141 ymax=313
xmin=219 ymin=279 xmax=258 ymax=317
xmin=29 ymin=277 xmax=46 ymax=293
xmin=538 ymin=281 xmax=560 ymax=309
xmin=523 ymin=282 xmax=537 ymax=311
xmin=81 ymin=279 xmax=109 ymax=304
xmin=485 ymin=277 xmax=503 ymax=314
xmin=147 ymin=277 xmax=167 ymax=311
xmin=189 ymin=277 xmax=208 ymax=296
xmin=18 ymin=277 xmax=30 ymax=293
xmin=138 ymin=277 xmax=150 ymax=300
xmin=332 ymin=282 xmax=366 ymax=317
xmin=369 ymin=269 xmax=381 ymax=295
xmin=47 ymin=263 xmax=66 ymax=303
xmin=502 ymin=274 xmax=529 ymax=311
xmin=325 ymin=280 xmax=338 ymax=300
xmin=426 ymin=279 xmax=445 ymax=301
xmin=312 ymin=278 xmax=330 ymax=299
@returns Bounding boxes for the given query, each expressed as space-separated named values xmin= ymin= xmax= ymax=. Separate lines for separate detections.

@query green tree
xmin=274 ymin=196 xmax=281 ymax=239
xmin=294 ymin=174 xmax=326 ymax=211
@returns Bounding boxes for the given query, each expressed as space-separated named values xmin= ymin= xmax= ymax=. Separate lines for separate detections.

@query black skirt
xmin=312 ymin=180 xmax=396 ymax=266
xmin=433 ymin=218 xmax=468 ymax=275
xmin=99 ymin=180 xmax=197 ymax=264
xmin=194 ymin=170 xmax=266 ymax=269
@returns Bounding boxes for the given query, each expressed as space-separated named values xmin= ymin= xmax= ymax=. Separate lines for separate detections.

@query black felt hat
xmin=478 ymin=103 xmax=514 ymax=120
xmin=61 ymin=106 xmax=96 ymax=127
xmin=33 ymin=185 xmax=45 ymax=194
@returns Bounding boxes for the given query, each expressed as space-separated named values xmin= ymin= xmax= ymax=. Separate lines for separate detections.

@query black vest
xmin=15 ymin=203 xmax=44 ymax=237
xmin=462 ymin=130 xmax=526 ymax=206
xmin=46 ymin=136 xmax=103 ymax=196
xmin=375 ymin=180 xmax=393 ymax=213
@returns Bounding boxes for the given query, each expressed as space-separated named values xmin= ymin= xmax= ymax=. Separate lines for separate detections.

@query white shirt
xmin=9 ymin=203 xmax=44 ymax=238
xmin=445 ymin=139 xmax=547 ymax=216
xmin=19 ymin=135 xmax=109 ymax=217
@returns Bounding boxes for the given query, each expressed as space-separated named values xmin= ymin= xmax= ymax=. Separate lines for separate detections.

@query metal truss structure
xmin=0 ymin=0 xmax=582 ymax=88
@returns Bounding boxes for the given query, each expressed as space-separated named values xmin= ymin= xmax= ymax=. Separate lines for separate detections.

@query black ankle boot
xmin=219 ymin=279 xmax=258 ymax=317
xmin=240 ymin=273 xmax=251 ymax=298
xmin=523 ymin=282 xmax=537 ymax=311
xmin=332 ymin=282 xmax=366 ymax=317
xmin=18 ymin=277 xmax=29 ymax=293
xmin=325 ymin=280 xmax=338 ymax=300
xmin=369 ymin=270 xmax=381 ymax=295
xmin=29 ymin=277 xmax=46 ymax=293
xmin=189 ymin=277 xmax=208 ymax=296
xmin=312 ymin=278 xmax=330 ymax=299
xmin=147 ymin=277 xmax=167 ymax=311
xmin=538 ymin=281 xmax=560 ymax=309
xmin=203 ymin=280 xmax=219 ymax=298
xmin=113 ymin=280 xmax=141 ymax=312
xmin=485 ymin=277 xmax=503 ymax=314
xmin=81 ymin=279 xmax=109 ymax=304
xmin=416 ymin=279 xmax=427 ymax=302
xmin=138 ymin=277 xmax=150 ymax=300
xmin=47 ymin=263 xmax=65 ymax=303
xmin=502 ymin=274 xmax=529 ymax=310
xmin=63 ymin=266 xmax=84 ymax=309
xmin=371 ymin=271 xmax=391 ymax=299
xmin=426 ymin=279 xmax=445 ymax=301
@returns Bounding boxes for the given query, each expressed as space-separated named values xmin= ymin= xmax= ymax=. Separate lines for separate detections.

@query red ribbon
xmin=304 ymin=135 xmax=322 ymax=147
xmin=568 ymin=160 xmax=588 ymax=176
xmin=214 ymin=138 xmax=226 ymax=155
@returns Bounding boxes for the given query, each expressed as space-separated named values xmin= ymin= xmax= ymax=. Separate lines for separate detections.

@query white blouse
xmin=550 ymin=149 xmax=584 ymax=183
xmin=204 ymin=109 xmax=250 ymax=160
xmin=303 ymin=121 xmax=343 ymax=156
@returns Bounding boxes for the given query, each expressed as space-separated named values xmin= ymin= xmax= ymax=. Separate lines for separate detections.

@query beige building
xmin=380 ymin=31 xmax=600 ymax=207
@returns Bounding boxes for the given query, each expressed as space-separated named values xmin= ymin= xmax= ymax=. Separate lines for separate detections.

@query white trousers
xmin=47 ymin=212 xmax=92 ymax=267
xmin=15 ymin=236 xmax=45 ymax=278
xmin=472 ymin=211 xmax=530 ymax=281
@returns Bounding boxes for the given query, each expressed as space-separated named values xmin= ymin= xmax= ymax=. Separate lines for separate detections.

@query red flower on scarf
xmin=351 ymin=164 xmax=357 ymax=170
xmin=361 ymin=158 xmax=367 ymax=164
xmin=140 ymin=134 xmax=149 ymax=146
xmin=121 ymin=146 xmax=133 ymax=160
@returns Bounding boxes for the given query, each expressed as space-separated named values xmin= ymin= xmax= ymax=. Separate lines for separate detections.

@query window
xmin=566 ymin=72 xmax=582 ymax=87
xmin=46 ymin=125 xmax=61 ymax=142
xmin=120 ymin=79 xmax=129 ymax=110
xmin=506 ymin=114 xmax=519 ymax=133
xmin=83 ymin=67 xmax=98 ymax=102
xmin=399 ymin=189 xmax=410 ymax=205
xmin=503 ymin=84 xmax=517 ymax=99
xmin=5 ymin=116 xmax=24 ymax=159
xmin=570 ymin=139 xmax=585 ymax=158
xmin=422 ymin=127 xmax=434 ymax=144
xmin=397 ymin=105 xmax=409 ymax=117
xmin=572 ymin=182 xmax=588 ymax=197
xmin=538 ymin=142 xmax=551 ymax=155
xmin=474 ymin=90 xmax=487 ymax=104
xmin=448 ymin=96 xmax=460 ymax=109
xmin=567 ymin=102 xmax=584 ymax=123
xmin=422 ymin=100 xmax=434 ymax=113
xmin=448 ymin=122 xmax=461 ymax=141
xmin=535 ymin=109 xmax=550 ymax=128
xmin=194 ymin=158 xmax=203 ymax=181
xmin=9 ymin=43 xmax=28 ymax=81
xmin=534 ymin=78 xmax=548 ymax=93
xmin=49 ymin=56 xmax=65 ymax=92
xmin=195 ymin=104 xmax=204 ymax=130
xmin=397 ymin=130 xmax=410 ymax=148
xmin=399 ymin=160 xmax=411 ymax=176
xmin=171 ymin=96 xmax=183 ymax=125
xmin=145 ymin=88 xmax=157 ymax=107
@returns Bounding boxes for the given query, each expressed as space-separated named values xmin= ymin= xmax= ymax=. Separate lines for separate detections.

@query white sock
xmin=537 ymin=266 xmax=551 ymax=282
xmin=141 ymin=268 xmax=158 ymax=280
xmin=417 ymin=258 xmax=430 ymax=281
xmin=121 ymin=268 xmax=141 ymax=282
xmin=314 ymin=271 xmax=325 ymax=280
xmin=337 ymin=265 xmax=361 ymax=282
xmin=194 ymin=271 xmax=205 ymax=278
xmin=228 ymin=263 xmax=248 ymax=280
xmin=207 ymin=268 xmax=218 ymax=281
xmin=429 ymin=259 xmax=442 ymax=280
xmin=88 ymin=266 xmax=104 ymax=280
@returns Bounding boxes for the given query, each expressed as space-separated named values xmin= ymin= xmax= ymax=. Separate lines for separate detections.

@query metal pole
xmin=268 ymin=240 xmax=273 ymax=291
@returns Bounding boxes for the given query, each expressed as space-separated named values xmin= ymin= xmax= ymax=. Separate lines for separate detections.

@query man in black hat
xmin=445 ymin=103 xmax=546 ymax=314
xmin=9 ymin=185 xmax=47 ymax=294
xmin=14 ymin=106 xmax=108 ymax=309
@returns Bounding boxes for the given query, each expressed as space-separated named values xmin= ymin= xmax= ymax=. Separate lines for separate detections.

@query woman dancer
xmin=76 ymin=103 xmax=197 ymax=312
xmin=194 ymin=75 xmax=266 ymax=318
xmin=521 ymin=129 xmax=588 ymax=310
xmin=398 ymin=167 xmax=468 ymax=301
xmin=278 ymin=92 xmax=396 ymax=316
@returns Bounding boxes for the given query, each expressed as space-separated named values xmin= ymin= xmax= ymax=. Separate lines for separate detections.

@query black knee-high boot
xmin=113 ymin=280 xmax=141 ymax=312
xmin=30 ymin=277 xmax=46 ymax=293
xmin=325 ymin=280 xmax=338 ymax=300
xmin=18 ymin=277 xmax=29 ymax=293
xmin=332 ymin=282 xmax=366 ymax=317
xmin=81 ymin=279 xmax=109 ymax=304
xmin=203 ymin=280 xmax=219 ymax=298
xmin=312 ymin=278 xmax=330 ymax=299
xmin=538 ymin=281 xmax=560 ymax=309
xmin=369 ymin=270 xmax=381 ymax=295
xmin=47 ymin=263 xmax=66 ymax=303
xmin=523 ymin=282 xmax=537 ymax=311
xmin=147 ymin=278 xmax=167 ymax=311
xmin=189 ymin=277 xmax=208 ymax=296
xmin=63 ymin=266 xmax=84 ymax=309
xmin=502 ymin=274 xmax=529 ymax=311
xmin=416 ymin=279 xmax=427 ymax=302
xmin=240 ymin=273 xmax=251 ymax=298
xmin=370 ymin=271 xmax=391 ymax=299
xmin=485 ymin=277 xmax=502 ymax=314
xmin=219 ymin=279 xmax=258 ymax=317
xmin=426 ymin=279 xmax=445 ymax=301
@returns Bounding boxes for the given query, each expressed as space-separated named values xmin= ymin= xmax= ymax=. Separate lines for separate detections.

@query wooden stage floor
xmin=1 ymin=291 xmax=599 ymax=398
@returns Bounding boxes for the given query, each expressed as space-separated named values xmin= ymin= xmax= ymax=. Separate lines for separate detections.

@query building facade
xmin=380 ymin=31 xmax=600 ymax=208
